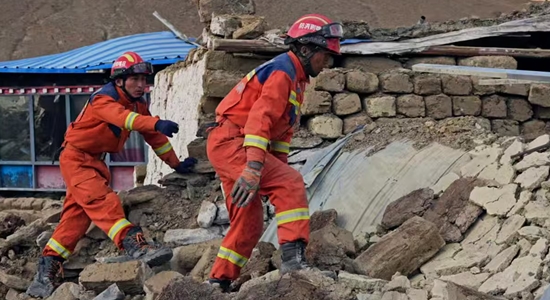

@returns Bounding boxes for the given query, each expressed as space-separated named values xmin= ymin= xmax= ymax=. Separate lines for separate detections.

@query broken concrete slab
xmin=483 ymin=245 xmax=520 ymax=274
xmin=432 ymin=279 xmax=502 ymax=299
xmin=527 ymin=134 xmax=550 ymax=151
xmin=518 ymin=226 xmax=550 ymax=243
xmin=515 ymin=152 xmax=550 ymax=172
xmin=524 ymin=200 xmax=550 ymax=227
xmin=92 ymin=283 xmax=125 ymax=300
xmin=508 ymin=190 xmax=532 ymax=218
xmin=495 ymin=214 xmax=525 ymax=245
xmin=469 ymin=184 xmax=518 ymax=216
xmin=355 ymin=216 xmax=445 ymax=280
xmin=337 ymin=271 xmax=388 ymax=293
xmin=515 ymin=166 xmax=550 ymax=191
xmin=197 ymin=200 xmax=217 ymax=228
xmin=439 ymin=271 xmax=490 ymax=290
xmin=500 ymin=138 xmax=525 ymax=165
xmin=460 ymin=146 xmax=502 ymax=177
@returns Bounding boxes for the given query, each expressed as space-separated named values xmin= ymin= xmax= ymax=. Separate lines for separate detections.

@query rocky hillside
xmin=0 ymin=0 xmax=533 ymax=62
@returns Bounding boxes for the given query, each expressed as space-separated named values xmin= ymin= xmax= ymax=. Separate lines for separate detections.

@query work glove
xmin=174 ymin=157 xmax=198 ymax=174
xmin=155 ymin=120 xmax=179 ymax=137
xmin=231 ymin=161 xmax=263 ymax=208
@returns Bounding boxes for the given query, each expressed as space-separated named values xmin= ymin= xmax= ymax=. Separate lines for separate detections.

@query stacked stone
xmin=303 ymin=55 xmax=550 ymax=141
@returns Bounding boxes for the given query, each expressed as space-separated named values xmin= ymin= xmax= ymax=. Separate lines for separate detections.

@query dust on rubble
xmin=343 ymin=116 xmax=497 ymax=154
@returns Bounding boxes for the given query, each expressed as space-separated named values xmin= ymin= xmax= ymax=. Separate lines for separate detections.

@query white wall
xmin=145 ymin=57 xmax=206 ymax=185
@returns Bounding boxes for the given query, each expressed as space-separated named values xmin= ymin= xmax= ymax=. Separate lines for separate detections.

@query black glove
xmin=174 ymin=157 xmax=198 ymax=174
xmin=155 ymin=120 xmax=179 ymax=137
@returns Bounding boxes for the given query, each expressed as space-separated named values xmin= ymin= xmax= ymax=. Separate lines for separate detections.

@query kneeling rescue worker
xmin=26 ymin=51 xmax=198 ymax=298
xmin=205 ymin=13 xmax=344 ymax=292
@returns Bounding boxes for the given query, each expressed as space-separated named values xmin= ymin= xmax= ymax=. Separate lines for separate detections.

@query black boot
xmin=121 ymin=226 xmax=173 ymax=267
xmin=26 ymin=256 xmax=64 ymax=298
xmin=280 ymin=240 xmax=336 ymax=279
xmin=207 ymin=278 xmax=232 ymax=293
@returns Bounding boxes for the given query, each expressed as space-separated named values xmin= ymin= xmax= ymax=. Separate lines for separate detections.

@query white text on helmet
xmin=298 ymin=22 xmax=322 ymax=31
xmin=113 ymin=61 xmax=127 ymax=68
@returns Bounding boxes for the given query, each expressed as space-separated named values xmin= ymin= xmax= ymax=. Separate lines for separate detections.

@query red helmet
xmin=285 ymin=14 xmax=343 ymax=55
xmin=110 ymin=51 xmax=154 ymax=79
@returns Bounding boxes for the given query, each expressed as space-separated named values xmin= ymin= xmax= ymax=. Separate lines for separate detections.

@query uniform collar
xmin=288 ymin=51 xmax=310 ymax=84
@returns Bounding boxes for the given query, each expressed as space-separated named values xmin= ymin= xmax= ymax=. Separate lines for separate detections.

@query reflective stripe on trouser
xmin=43 ymin=146 xmax=135 ymax=259
xmin=207 ymin=124 xmax=310 ymax=281
xmin=45 ymin=238 xmax=71 ymax=259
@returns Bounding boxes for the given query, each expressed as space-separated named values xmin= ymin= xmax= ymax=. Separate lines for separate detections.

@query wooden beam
xmin=209 ymin=38 xmax=289 ymax=53
xmin=421 ymin=45 xmax=550 ymax=58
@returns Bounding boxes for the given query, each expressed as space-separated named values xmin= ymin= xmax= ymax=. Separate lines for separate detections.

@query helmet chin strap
xmin=117 ymin=77 xmax=142 ymax=102
xmin=291 ymin=44 xmax=321 ymax=78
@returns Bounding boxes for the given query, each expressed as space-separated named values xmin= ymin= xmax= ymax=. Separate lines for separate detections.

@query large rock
xmin=529 ymin=84 xmax=550 ymax=107
xmin=203 ymin=69 xmax=242 ymax=98
xmin=235 ymin=270 xmax=355 ymax=300
xmin=413 ymin=74 xmax=442 ymax=95
xmin=310 ymin=209 xmax=339 ymax=232
xmin=333 ymin=92 xmax=362 ymax=116
xmin=491 ymin=119 xmax=520 ymax=137
xmin=342 ymin=56 xmax=402 ymax=74
xmin=458 ymin=56 xmax=518 ymax=69
xmin=196 ymin=0 xmax=255 ymax=23
xmin=307 ymin=114 xmax=343 ymax=139
xmin=305 ymin=223 xmax=357 ymax=272
xmin=45 ymin=282 xmax=81 ymax=300
xmin=452 ymin=96 xmax=481 ymax=116
xmin=301 ymin=90 xmax=332 ymax=116
xmin=170 ymin=239 xmax=222 ymax=275
xmin=404 ymin=56 xmax=456 ymax=69
xmin=425 ymin=94 xmax=453 ymax=119
xmin=381 ymin=188 xmax=434 ymax=229
xmin=197 ymin=200 xmax=218 ymax=228
xmin=346 ymin=70 xmax=379 ymax=93
xmin=118 ymin=184 xmax=163 ymax=207
xmin=396 ymin=94 xmax=425 ymax=117
xmin=441 ymin=75 xmax=472 ymax=95
xmin=521 ymin=120 xmax=548 ymax=141
xmin=209 ymin=14 xmax=240 ymax=38
xmin=315 ymin=69 xmax=345 ymax=92
xmin=481 ymin=95 xmax=507 ymax=118
xmin=155 ymin=276 xmax=231 ymax=300
xmin=355 ymin=216 xmax=445 ymax=280
xmin=79 ymin=261 xmax=153 ymax=294
xmin=234 ymin=242 xmax=276 ymax=288
xmin=379 ymin=71 xmax=413 ymax=93
xmin=232 ymin=16 xmax=266 ymax=39
xmin=343 ymin=112 xmax=372 ymax=134
xmin=422 ymin=178 xmax=486 ymax=242
xmin=144 ymin=271 xmax=184 ymax=300
xmin=508 ymin=98 xmax=533 ymax=122
xmin=365 ymin=95 xmax=396 ymax=118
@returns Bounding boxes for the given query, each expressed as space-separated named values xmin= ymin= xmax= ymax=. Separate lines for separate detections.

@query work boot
xmin=121 ymin=226 xmax=173 ymax=267
xmin=206 ymin=278 xmax=232 ymax=293
xmin=26 ymin=256 xmax=64 ymax=298
xmin=280 ymin=240 xmax=336 ymax=279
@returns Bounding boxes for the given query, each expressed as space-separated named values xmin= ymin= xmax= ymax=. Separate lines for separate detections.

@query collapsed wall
xmin=145 ymin=51 xmax=206 ymax=185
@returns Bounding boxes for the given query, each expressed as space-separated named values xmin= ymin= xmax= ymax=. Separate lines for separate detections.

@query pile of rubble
xmin=3 ymin=130 xmax=550 ymax=299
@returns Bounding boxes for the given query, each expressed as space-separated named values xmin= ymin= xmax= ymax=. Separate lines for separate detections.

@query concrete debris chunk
xmin=515 ymin=166 xmax=550 ymax=191
xmin=515 ymin=152 xmax=550 ymax=172
xmin=92 ymin=283 xmax=125 ymax=300
xmin=79 ymin=260 xmax=153 ymax=294
xmin=197 ymin=200 xmax=218 ymax=228
xmin=469 ymin=184 xmax=518 ymax=216
xmin=163 ymin=227 xmax=223 ymax=247
xmin=144 ymin=271 xmax=184 ymax=300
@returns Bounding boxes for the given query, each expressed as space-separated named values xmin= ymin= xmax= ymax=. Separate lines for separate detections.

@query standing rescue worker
xmin=26 ymin=51 xmax=197 ymax=298
xmin=205 ymin=14 xmax=344 ymax=292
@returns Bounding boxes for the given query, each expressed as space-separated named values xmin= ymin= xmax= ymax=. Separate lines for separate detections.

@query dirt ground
xmin=343 ymin=116 xmax=498 ymax=154
xmin=0 ymin=0 xmax=535 ymax=61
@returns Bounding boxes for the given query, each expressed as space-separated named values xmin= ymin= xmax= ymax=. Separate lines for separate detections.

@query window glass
xmin=0 ymin=96 xmax=31 ymax=161
xmin=69 ymin=94 xmax=90 ymax=122
xmin=34 ymin=95 xmax=67 ymax=161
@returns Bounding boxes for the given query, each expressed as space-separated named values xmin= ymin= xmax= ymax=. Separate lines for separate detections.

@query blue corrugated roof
xmin=0 ymin=31 xmax=197 ymax=74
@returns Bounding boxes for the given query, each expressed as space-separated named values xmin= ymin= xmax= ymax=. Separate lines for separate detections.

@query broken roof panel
xmin=341 ymin=14 xmax=550 ymax=55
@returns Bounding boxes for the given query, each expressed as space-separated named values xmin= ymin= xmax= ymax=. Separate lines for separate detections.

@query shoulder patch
xmin=89 ymin=82 xmax=120 ymax=104
xmin=255 ymin=53 xmax=297 ymax=84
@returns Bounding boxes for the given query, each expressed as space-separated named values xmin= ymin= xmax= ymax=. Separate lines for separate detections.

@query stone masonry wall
xmin=301 ymin=55 xmax=550 ymax=142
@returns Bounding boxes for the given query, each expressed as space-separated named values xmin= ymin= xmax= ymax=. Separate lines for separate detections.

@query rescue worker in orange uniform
xmin=26 ymin=51 xmax=197 ymax=298
xmin=205 ymin=14 xmax=344 ymax=291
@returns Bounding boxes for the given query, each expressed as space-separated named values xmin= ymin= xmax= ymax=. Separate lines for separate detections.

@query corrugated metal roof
xmin=0 ymin=31 xmax=197 ymax=74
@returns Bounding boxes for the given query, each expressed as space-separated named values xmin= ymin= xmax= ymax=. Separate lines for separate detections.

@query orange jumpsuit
xmin=43 ymin=82 xmax=180 ymax=260
xmin=208 ymin=51 xmax=311 ymax=281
